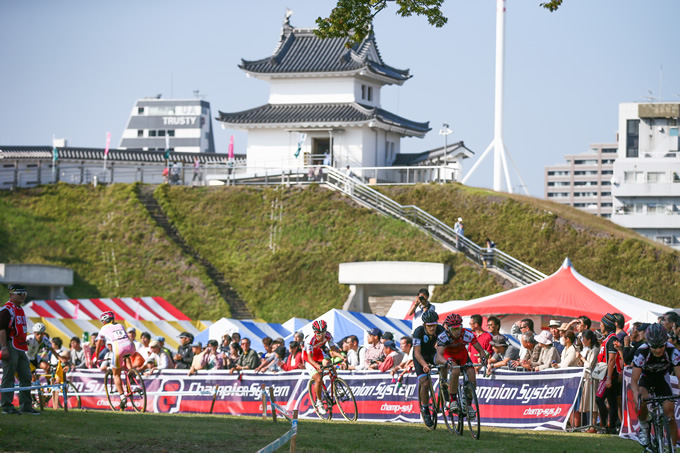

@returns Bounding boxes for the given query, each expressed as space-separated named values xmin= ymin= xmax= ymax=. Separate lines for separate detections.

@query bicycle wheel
xmin=333 ymin=377 xmax=357 ymax=421
xmin=126 ymin=369 xmax=147 ymax=412
xmin=438 ymin=379 xmax=455 ymax=434
xmin=57 ymin=382 xmax=82 ymax=410
xmin=662 ymin=416 xmax=675 ymax=453
xmin=454 ymin=382 xmax=465 ymax=435
xmin=424 ymin=379 xmax=438 ymax=431
xmin=307 ymin=379 xmax=331 ymax=421
xmin=104 ymin=369 xmax=118 ymax=411
xmin=465 ymin=382 xmax=481 ymax=440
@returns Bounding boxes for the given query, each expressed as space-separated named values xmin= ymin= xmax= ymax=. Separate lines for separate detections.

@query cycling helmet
xmin=32 ymin=322 xmax=46 ymax=334
xmin=99 ymin=310 xmax=115 ymax=325
xmin=421 ymin=310 xmax=439 ymax=325
xmin=312 ymin=319 xmax=327 ymax=333
xmin=646 ymin=323 xmax=668 ymax=348
xmin=8 ymin=284 xmax=27 ymax=295
xmin=443 ymin=313 xmax=463 ymax=328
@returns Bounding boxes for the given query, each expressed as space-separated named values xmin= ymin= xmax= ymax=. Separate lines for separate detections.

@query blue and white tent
xmin=284 ymin=309 xmax=412 ymax=347
xmin=282 ymin=317 xmax=310 ymax=335
xmin=195 ymin=318 xmax=290 ymax=351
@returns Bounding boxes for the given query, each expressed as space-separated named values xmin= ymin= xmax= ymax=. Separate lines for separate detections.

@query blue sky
xmin=1 ymin=0 xmax=679 ymax=197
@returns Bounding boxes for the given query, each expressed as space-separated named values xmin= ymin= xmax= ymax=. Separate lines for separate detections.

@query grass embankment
xmin=0 ymin=410 xmax=643 ymax=452
xmin=2 ymin=182 xmax=678 ymax=322
xmin=154 ymin=184 xmax=502 ymax=321
xmin=381 ymin=184 xmax=680 ymax=307
xmin=0 ymin=183 xmax=226 ymax=319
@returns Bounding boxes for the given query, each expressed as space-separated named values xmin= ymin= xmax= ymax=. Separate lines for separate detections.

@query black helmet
xmin=421 ymin=310 xmax=439 ymax=325
xmin=8 ymin=284 xmax=27 ymax=295
xmin=646 ymin=323 xmax=668 ymax=348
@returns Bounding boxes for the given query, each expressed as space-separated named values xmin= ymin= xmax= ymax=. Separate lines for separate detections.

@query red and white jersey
xmin=436 ymin=327 xmax=478 ymax=351
xmin=98 ymin=323 xmax=134 ymax=349
xmin=303 ymin=331 xmax=333 ymax=363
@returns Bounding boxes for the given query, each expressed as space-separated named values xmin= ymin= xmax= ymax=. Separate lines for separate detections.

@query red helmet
xmin=99 ymin=311 xmax=115 ymax=325
xmin=444 ymin=314 xmax=463 ymax=328
xmin=312 ymin=319 xmax=327 ymax=333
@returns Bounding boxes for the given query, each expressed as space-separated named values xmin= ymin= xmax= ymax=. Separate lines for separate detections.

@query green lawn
xmin=0 ymin=409 xmax=643 ymax=452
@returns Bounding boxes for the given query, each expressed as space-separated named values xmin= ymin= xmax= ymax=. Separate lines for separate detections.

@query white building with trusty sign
xmin=119 ymin=97 xmax=215 ymax=153
xmin=611 ymin=102 xmax=680 ymax=249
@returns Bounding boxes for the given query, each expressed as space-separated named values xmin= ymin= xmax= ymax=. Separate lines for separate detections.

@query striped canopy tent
xmin=285 ymin=309 xmax=413 ymax=348
xmin=195 ymin=318 xmax=292 ymax=351
xmin=282 ymin=317 xmax=310 ymax=335
xmin=23 ymin=297 xmax=210 ymax=351
xmin=430 ymin=258 xmax=673 ymax=330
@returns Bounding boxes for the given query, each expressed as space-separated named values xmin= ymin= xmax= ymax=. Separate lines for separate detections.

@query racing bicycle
xmin=307 ymin=363 xmax=357 ymax=421
xmin=31 ymin=364 xmax=81 ymax=410
xmin=420 ymin=365 xmax=442 ymax=431
xmin=639 ymin=394 xmax=680 ymax=453
xmin=103 ymin=354 xmax=147 ymax=412
xmin=440 ymin=362 xmax=483 ymax=439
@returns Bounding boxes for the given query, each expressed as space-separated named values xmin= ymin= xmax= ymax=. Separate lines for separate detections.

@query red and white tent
xmin=430 ymin=258 xmax=671 ymax=326
xmin=22 ymin=297 xmax=209 ymax=350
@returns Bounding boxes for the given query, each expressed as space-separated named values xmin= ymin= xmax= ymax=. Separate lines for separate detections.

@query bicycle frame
xmin=445 ymin=362 xmax=484 ymax=440
xmin=642 ymin=394 xmax=680 ymax=453
xmin=104 ymin=355 xmax=147 ymax=412
xmin=307 ymin=364 xmax=357 ymax=421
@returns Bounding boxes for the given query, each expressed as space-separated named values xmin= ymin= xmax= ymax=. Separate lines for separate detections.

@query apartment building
xmin=610 ymin=102 xmax=680 ymax=249
xmin=544 ymin=143 xmax=617 ymax=217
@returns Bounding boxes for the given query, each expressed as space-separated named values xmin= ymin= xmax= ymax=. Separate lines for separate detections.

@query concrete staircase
xmin=137 ymin=185 xmax=252 ymax=319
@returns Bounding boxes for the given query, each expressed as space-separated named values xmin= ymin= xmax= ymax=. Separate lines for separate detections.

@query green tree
xmin=316 ymin=0 xmax=564 ymax=47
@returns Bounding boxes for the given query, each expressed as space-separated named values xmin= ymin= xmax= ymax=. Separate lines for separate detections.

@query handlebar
xmin=644 ymin=395 xmax=680 ymax=405
xmin=446 ymin=363 xmax=485 ymax=370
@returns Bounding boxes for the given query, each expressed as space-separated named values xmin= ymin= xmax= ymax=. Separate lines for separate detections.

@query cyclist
xmin=412 ymin=309 xmax=445 ymax=429
xmin=435 ymin=313 xmax=488 ymax=420
xmin=26 ymin=323 xmax=62 ymax=375
xmin=94 ymin=311 xmax=136 ymax=411
xmin=303 ymin=319 xmax=344 ymax=415
xmin=631 ymin=323 xmax=680 ymax=447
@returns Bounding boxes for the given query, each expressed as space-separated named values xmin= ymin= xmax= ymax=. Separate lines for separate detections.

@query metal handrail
xmin=322 ymin=166 xmax=547 ymax=285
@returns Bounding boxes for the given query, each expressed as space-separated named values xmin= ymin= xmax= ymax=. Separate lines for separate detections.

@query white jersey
xmin=26 ymin=334 xmax=51 ymax=360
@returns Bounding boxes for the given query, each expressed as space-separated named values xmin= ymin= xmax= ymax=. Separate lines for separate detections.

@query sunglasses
xmin=11 ymin=291 xmax=27 ymax=296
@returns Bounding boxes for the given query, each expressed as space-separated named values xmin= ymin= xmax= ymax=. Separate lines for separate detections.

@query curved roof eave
xmin=241 ymin=66 xmax=409 ymax=85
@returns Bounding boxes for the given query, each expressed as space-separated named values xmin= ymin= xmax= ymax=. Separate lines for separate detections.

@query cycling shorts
xmin=414 ymin=353 xmax=436 ymax=379
xmin=110 ymin=341 xmax=136 ymax=369
xmin=442 ymin=346 xmax=471 ymax=366
xmin=639 ymin=375 xmax=673 ymax=398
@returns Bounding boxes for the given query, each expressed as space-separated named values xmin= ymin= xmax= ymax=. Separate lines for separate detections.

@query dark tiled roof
xmin=240 ymin=26 xmax=410 ymax=83
xmin=217 ymin=103 xmax=430 ymax=135
xmin=0 ymin=146 xmax=243 ymax=164
xmin=392 ymin=141 xmax=475 ymax=166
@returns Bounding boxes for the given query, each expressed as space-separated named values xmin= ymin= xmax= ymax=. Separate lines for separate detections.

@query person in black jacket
xmin=173 ymin=332 xmax=194 ymax=369
xmin=622 ymin=323 xmax=648 ymax=365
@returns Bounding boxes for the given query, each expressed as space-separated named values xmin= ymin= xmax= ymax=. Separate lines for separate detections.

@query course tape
xmin=256 ymin=387 xmax=297 ymax=453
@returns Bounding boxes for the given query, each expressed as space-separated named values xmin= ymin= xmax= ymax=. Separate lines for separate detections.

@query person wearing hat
xmin=174 ymin=331 xmax=195 ymax=370
xmin=126 ymin=327 xmax=141 ymax=350
xmin=154 ymin=336 xmax=175 ymax=368
xmin=142 ymin=340 xmax=170 ymax=375
xmin=533 ymin=330 xmax=560 ymax=371
xmin=486 ymin=335 xmax=520 ymax=374
xmin=596 ymin=313 xmax=620 ymax=434
xmin=380 ymin=331 xmax=394 ymax=344
xmin=378 ymin=340 xmax=404 ymax=373
xmin=363 ymin=327 xmax=386 ymax=370
xmin=1 ymin=285 xmax=41 ymax=415
xmin=188 ymin=339 xmax=223 ymax=375
xmin=548 ymin=320 xmax=565 ymax=354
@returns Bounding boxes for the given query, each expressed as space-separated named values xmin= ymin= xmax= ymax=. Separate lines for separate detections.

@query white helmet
xmin=33 ymin=322 xmax=46 ymax=334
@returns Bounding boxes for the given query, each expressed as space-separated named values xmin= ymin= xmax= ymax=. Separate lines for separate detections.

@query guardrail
xmin=322 ymin=166 xmax=547 ymax=285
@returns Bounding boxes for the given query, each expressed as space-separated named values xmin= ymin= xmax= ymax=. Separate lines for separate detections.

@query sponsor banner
xmin=620 ymin=367 xmax=680 ymax=444
xmin=4 ymin=368 xmax=582 ymax=429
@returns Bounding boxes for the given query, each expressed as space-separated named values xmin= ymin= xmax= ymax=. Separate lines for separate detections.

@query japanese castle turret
xmin=217 ymin=14 xmax=430 ymax=173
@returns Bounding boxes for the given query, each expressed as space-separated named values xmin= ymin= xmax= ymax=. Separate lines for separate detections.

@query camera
xmin=418 ymin=295 xmax=426 ymax=303
xmin=670 ymin=331 xmax=678 ymax=343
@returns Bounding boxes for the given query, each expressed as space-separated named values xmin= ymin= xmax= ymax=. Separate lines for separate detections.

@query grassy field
xmin=0 ymin=409 xmax=643 ymax=453
xmin=1 ymin=181 xmax=679 ymax=321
